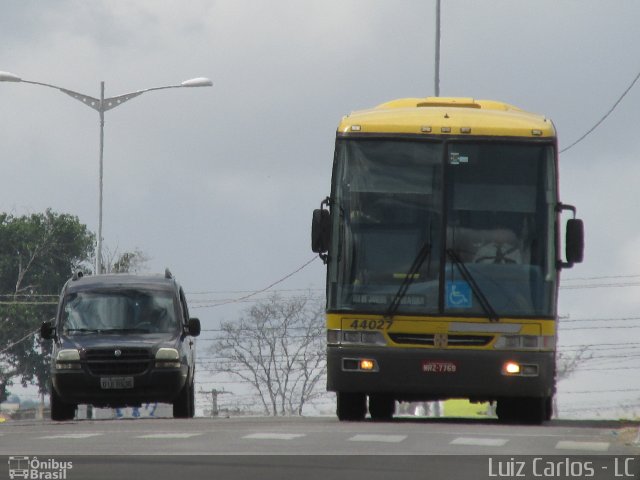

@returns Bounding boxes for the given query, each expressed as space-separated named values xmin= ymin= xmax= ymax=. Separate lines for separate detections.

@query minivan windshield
xmin=62 ymin=289 xmax=178 ymax=334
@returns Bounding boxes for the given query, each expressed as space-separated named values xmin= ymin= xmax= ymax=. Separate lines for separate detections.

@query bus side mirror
xmin=311 ymin=208 xmax=331 ymax=254
xmin=41 ymin=319 xmax=55 ymax=340
xmin=565 ymin=218 xmax=584 ymax=267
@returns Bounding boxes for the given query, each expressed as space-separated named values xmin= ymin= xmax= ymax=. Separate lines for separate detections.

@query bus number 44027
xmin=349 ymin=319 xmax=393 ymax=330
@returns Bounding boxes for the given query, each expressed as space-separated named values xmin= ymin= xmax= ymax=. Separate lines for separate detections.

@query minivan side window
xmin=179 ymin=288 xmax=190 ymax=327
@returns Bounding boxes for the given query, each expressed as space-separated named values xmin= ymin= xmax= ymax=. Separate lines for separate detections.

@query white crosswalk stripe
xmin=137 ymin=433 xmax=203 ymax=439
xmin=349 ymin=434 xmax=407 ymax=443
xmin=38 ymin=433 xmax=102 ymax=440
xmin=555 ymin=440 xmax=610 ymax=452
xmin=243 ymin=433 xmax=306 ymax=440
xmin=450 ymin=437 xmax=508 ymax=447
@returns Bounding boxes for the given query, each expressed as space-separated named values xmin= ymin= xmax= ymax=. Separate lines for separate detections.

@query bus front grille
xmin=388 ymin=333 xmax=492 ymax=347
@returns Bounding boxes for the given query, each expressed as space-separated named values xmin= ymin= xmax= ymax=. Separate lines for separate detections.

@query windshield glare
xmin=328 ymin=138 xmax=557 ymax=318
xmin=62 ymin=289 xmax=178 ymax=334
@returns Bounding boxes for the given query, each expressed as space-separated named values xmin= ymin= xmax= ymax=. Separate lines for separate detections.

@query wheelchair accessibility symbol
xmin=446 ymin=281 xmax=472 ymax=308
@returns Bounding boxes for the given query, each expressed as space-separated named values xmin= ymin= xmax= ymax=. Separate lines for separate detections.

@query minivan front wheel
xmin=173 ymin=379 xmax=194 ymax=418
xmin=50 ymin=387 xmax=76 ymax=421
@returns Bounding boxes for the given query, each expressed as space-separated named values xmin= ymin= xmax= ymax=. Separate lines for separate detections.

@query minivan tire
xmin=173 ymin=378 xmax=194 ymax=418
xmin=50 ymin=387 xmax=76 ymax=421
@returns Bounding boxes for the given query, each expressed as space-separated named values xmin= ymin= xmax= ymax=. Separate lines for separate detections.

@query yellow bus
xmin=311 ymin=97 xmax=584 ymax=424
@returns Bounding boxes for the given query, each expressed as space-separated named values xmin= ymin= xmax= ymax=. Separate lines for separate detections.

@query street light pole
xmin=434 ymin=0 xmax=441 ymax=97
xmin=98 ymin=81 xmax=105 ymax=275
xmin=0 ymin=71 xmax=212 ymax=274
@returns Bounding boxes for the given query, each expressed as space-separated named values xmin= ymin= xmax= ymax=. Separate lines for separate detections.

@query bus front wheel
xmin=368 ymin=394 xmax=395 ymax=421
xmin=497 ymin=397 xmax=549 ymax=425
xmin=336 ymin=392 xmax=366 ymax=421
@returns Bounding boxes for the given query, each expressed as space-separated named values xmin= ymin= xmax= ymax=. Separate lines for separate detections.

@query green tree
xmin=0 ymin=210 xmax=94 ymax=401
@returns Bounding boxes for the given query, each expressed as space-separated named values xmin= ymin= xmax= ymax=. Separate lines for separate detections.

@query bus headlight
xmin=327 ymin=330 xmax=341 ymax=344
xmin=360 ymin=331 xmax=385 ymax=345
xmin=343 ymin=331 xmax=361 ymax=343
xmin=327 ymin=330 xmax=386 ymax=346
xmin=502 ymin=361 xmax=539 ymax=377
xmin=494 ymin=335 xmax=555 ymax=351
xmin=342 ymin=357 xmax=379 ymax=372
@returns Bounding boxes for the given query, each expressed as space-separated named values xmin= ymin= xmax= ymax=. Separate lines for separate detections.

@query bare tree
xmin=554 ymin=345 xmax=593 ymax=417
xmin=557 ymin=345 xmax=592 ymax=381
xmin=212 ymin=294 xmax=326 ymax=416
xmin=101 ymin=246 xmax=150 ymax=274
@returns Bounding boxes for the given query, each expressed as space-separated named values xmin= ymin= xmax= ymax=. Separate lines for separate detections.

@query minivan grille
xmin=85 ymin=348 xmax=151 ymax=375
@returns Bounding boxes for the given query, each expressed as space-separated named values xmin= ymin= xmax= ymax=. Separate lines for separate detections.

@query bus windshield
xmin=327 ymin=138 xmax=557 ymax=318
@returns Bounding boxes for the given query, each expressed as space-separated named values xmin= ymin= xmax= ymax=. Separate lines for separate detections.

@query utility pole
xmin=200 ymin=389 xmax=230 ymax=417
xmin=434 ymin=0 xmax=441 ymax=97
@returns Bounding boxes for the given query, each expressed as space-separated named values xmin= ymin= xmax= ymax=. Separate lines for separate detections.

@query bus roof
xmin=337 ymin=97 xmax=556 ymax=138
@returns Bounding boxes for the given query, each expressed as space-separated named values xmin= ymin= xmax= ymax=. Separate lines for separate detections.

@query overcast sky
xmin=2 ymin=0 xmax=640 ymax=418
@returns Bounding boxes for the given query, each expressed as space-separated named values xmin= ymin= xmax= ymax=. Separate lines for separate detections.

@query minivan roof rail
xmin=72 ymin=271 xmax=84 ymax=281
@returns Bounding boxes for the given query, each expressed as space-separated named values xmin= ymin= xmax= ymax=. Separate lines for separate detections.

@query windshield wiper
xmin=446 ymin=249 xmax=499 ymax=322
xmin=385 ymin=241 xmax=432 ymax=320
xmin=65 ymin=327 xmax=151 ymax=334
xmin=64 ymin=328 xmax=102 ymax=334
xmin=98 ymin=328 xmax=152 ymax=334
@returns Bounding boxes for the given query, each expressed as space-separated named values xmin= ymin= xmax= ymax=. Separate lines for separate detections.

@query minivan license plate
xmin=100 ymin=376 xmax=134 ymax=389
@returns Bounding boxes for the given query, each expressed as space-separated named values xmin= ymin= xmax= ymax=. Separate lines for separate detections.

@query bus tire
xmin=545 ymin=396 xmax=553 ymax=421
xmin=336 ymin=392 xmax=366 ymax=421
xmin=368 ymin=394 xmax=395 ymax=421
xmin=519 ymin=397 xmax=548 ymax=425
xmin=497 ymin=397 xmax=547 ymax=425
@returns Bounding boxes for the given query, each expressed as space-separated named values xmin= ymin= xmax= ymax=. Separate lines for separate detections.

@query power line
xmin=560 ymin=67 xmax=640 ymax=153
xmin=0 ymin=294 xmax=59 ymax=298
xmin=560 ymin=281 xmax=640 ymax=290
xmin=191 ymin=256 xmax=318 ymax=309
xmin=561 ymin=315 xmax=640 ymax=323
xmin=188 ymin=287 xmax=323 ymax=296
xmin=0 ymin=328 xmax=39 ymax=354
xmin=564 ymin=387 xmax=640 ymax=394
xmin=560 ymin=324 xmax=640 ymax=331
xmin=562 ymin=273 xmax=640 ymax=282
xmin=0 ymin=301 xmax=57 ymax=305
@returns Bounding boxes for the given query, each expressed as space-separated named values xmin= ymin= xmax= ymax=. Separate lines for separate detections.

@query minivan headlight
xmin=155 ymin=348 xmax=180 ymax=368
xmin=55 ymin=349 xmax=81 ymax=370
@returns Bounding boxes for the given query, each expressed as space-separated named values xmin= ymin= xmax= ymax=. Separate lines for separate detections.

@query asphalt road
xmin=1 ymin=416 xmax=638 ymax=480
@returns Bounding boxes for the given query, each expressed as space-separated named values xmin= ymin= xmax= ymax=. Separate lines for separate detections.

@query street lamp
xmin=0 ymin=71 xmax=212 ymax=274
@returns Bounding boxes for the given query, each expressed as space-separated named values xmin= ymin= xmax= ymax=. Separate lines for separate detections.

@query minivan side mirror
xmin=41 ymin=319 xmax=55 ymax=340
xmin=565 ymin=218 xmax=584 ymax=266
xmin=188 ymin=318 xmax=201 ymax=337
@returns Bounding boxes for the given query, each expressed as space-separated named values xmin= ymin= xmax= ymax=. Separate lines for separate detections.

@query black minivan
xmin=40 ymin=270 xmax=200 ymax=421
